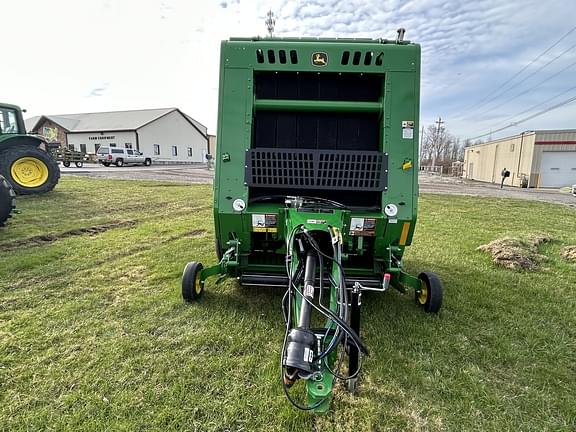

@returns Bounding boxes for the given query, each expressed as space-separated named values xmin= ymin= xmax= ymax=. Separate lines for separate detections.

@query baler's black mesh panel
xmin=254 ymin=112 xmax=379 ymax=151
xmin=255 ymin=71 xmax=382 ymax=101
xmin=246 ymin=149 xmax=387 ymax=191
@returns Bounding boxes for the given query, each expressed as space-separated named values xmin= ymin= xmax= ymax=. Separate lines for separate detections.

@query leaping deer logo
xmin=312 ymin=52 xmax=328 ymax=66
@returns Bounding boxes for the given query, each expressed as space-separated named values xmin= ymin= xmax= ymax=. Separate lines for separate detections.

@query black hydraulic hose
xmin=290 ymin=279 xmax=368 ymax=355
xmin=281 ymin=224 xmax=367 ymax=411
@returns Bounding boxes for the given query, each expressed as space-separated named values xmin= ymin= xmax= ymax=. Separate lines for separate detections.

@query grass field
xmin=1 ymin=177 xmax=575 ymax=431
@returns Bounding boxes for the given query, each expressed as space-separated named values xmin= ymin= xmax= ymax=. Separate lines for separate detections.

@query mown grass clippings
xmin=477 ymin=233 xmax=552 ymax=270
xmin=559 ymin=245 xmax=576 ymax=262
xmin=1 ymin=180 xmax=575 ymax=431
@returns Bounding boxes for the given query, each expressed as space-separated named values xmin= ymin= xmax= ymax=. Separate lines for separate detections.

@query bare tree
xmin=419 ymin=120 xmax=463 ymax=168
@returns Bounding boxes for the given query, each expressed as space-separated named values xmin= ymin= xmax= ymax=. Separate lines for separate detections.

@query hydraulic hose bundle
xmin=281 ymin=224 xmax=368 ymax=410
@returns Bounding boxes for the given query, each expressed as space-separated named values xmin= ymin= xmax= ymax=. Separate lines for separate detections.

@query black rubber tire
xmin=182 ymin=261 xmax=204 ymax=302
xmin=416 ymin=272 xmax=443 ymax=313
xmin=0 ymin=174 xmax=16 ymax=226
xmin=63 ymin=161 xmax=71 ymax=167
xmin=144 ymin=158 xmax=152 ymax=166
xmin=0 ymin=145 xmax=60 ymax=195
xmin=102 ymin=162 xmax=110 ymax=167
xmin=75 ymin=161 xmax=83 ymax=168
xmin=115 ymin=159 xmax=124 ymax=167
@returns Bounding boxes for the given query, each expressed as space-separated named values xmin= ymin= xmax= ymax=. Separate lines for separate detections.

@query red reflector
xmin=108 ymin=155 xmax=112 ymax=160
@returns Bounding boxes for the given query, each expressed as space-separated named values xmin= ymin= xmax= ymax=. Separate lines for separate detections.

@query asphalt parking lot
xmin=60 ymin=164 xmax=576 ymax=207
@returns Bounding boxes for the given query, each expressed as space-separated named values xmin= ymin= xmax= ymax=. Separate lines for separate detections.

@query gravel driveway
xmin=60 ymin=164 xmax=575 ymax=207
xmin=419 ymin=174 xmax=576 ymax=207
xmin=60 ymin=163 xmax=214 ymax=184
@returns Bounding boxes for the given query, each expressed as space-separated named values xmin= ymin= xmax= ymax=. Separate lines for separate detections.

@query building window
xmin=172 ymin=146 xmax=178 ymax=156
xmin=510 ymin=143 xmax=515 ymax=152
xmin=109 ymin=143 xmax=117 ymax=147
xmin=125 ymin=143 xmax=133 ymax=149
xmin=187 ymin=147 xmax=193 ymax=157
xmin=80 ymin=144 xmax=87 ymax=153
xmin=154 ymin=144 xmax=160 ymax=155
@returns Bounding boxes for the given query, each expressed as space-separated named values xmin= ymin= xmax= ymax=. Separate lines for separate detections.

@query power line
xmin=457 ymin=24 xmax=576 ymax=116
xmin=497 ymin=83 xmax=576 ymax=127
xmin=467 ymin=93 xmax=576 ymax=141
xmin=474 ymin=58 xmax=576 ymax=117
xmin=468 ymin=42 xmax=576 ymax=119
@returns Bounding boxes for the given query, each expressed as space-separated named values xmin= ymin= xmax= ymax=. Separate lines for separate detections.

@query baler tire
xmin=0 ymin=175 xmax=16 ymax=226
xmin=182 ymin=261 xmax=204 ymax=302
xmin=75 ymin=161 xmax=83 ymax=168
xmin=63 ymin=161 xmax=71 ymax=167
xmin=416 ymin=272 xmax=443 ymax=313
xmin=0 ymin=145 xmax=60 ymax=195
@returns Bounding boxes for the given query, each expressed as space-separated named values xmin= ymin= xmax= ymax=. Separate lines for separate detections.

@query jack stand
xmin=347 ymin=284 xmax=361 ymax=394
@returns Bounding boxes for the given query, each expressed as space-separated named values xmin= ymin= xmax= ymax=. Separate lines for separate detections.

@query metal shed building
xmin=25 ymin=108 xmax=208 ymax=164
xmin=463 ymin=130 xmax=576 ymax=188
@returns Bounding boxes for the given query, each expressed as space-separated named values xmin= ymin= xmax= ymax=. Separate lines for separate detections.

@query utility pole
xmin=265 ymin=10 xmax=276 ymax=37
xmin=432 ymin=116 xmax=444 ymax=172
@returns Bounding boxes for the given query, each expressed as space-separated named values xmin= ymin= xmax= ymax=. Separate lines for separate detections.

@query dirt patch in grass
xmin=0 ymin=220 xmax=137 ymax=251
xmin=477 ymin=234 xmax=551 ymax=270
xmin=560 ymin=245 xmax=576 ymax=262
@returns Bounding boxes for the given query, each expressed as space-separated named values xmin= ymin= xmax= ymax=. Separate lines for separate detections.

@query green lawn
xmin=1 ymin=177 xmax=575 ymax=431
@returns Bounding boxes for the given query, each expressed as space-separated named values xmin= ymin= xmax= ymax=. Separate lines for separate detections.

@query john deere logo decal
xmin=312 ymin=52 xmax=328 ymax=66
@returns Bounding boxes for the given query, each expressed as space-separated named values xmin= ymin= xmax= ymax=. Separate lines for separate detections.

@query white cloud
xmin=2 ymin=0 xmax=574 ymax=139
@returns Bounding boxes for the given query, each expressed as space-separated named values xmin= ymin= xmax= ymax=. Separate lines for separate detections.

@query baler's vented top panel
xmin=246 ymin=149 xmax=388 ymax=191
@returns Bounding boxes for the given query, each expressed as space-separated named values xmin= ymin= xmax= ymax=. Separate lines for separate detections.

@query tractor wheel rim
xmin=418 ymin=281 xmax=428 ymax=305
xmin=195 ymin=274 xmax=202 ymax=295
xmin=11 ymin=157 xmax=49 ymax=188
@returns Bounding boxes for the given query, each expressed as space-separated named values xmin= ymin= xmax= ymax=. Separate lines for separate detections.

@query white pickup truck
xmin=97 ymin=147 xmax=152 ymax=167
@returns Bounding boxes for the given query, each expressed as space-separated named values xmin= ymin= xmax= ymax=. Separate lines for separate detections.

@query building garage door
xmin=540 ymin=152 xmax=576 ymax=187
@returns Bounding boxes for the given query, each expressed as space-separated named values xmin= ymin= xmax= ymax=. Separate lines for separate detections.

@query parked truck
xmin=0 ymin=103 xmax=60 ymax=194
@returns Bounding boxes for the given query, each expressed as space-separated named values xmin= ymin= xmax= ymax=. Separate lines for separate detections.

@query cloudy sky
xmin=2 ymin=0 xmax=575 ymax=141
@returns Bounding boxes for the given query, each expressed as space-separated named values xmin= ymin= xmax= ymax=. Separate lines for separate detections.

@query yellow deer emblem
xmin=312 ymin=52 xmax=328 ymax=66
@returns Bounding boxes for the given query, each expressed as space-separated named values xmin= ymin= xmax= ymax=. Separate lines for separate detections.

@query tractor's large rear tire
xmin=0 ymin=145 xmax=60 ymax=195
xmin=0 ymin=174 xmax=16 ymax=226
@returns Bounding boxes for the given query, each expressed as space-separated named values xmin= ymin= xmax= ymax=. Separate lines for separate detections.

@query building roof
xmin=466 ymin=129 xmax=576 ymax=149
xmin=26 ymin=108 xmax=207 ymax=136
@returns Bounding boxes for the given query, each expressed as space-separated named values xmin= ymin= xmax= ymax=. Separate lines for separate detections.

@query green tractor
xmin=0 ymin=103 xmax=60 ymax=195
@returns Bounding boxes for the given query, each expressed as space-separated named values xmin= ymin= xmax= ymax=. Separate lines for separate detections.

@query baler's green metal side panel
xmin=213 ymin=38 xmax=421 ymax=276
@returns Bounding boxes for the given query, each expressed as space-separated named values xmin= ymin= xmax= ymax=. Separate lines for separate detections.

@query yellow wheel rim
xmin=11 ymin=157 xmax=49 ymax=188
xmin=418 ymin=281 xmax=428 ymax=305
xmin=195 ymin=274 xmax=202 ymax=295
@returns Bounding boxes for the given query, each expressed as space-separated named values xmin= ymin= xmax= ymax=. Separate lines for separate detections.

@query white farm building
xmin=26 ymin=108 xmax=208 ymax=163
